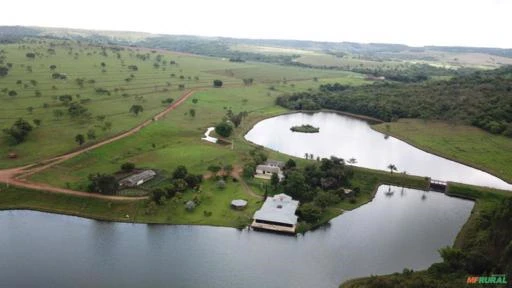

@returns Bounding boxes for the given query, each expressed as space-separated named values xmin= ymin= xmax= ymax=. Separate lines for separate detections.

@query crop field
xmin=0 ymin=40 xmax=362 ymax=168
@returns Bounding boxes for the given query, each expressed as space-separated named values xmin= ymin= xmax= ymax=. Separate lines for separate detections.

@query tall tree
xmin=75 ymin=134 xmax=85 ymax=146
xmin=129 ymin=104 xmax=144 ymax=116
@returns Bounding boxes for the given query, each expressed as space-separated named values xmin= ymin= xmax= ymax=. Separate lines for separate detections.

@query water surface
xmin=0 ymin=186 xmax=473 ymax=288
xmin=245 ymin=112 xmax=512 ymax=190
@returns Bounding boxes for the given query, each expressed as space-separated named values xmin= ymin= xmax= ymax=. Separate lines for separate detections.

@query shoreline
xmin=242 ymin=109 xmax=512 ymax=188
xmin=370 ymin=124 xmax=512 ymax=186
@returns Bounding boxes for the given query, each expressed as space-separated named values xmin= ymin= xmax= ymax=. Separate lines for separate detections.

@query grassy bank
xmin=373 ymin=119 xmax=512 ymax=183
xmin=341 ymin=183 xmax=512 ymax=288
xmin=1 ymin=166 xmax=428 ymax=231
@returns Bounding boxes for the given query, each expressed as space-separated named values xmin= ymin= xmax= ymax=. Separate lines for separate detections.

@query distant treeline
xmin=138 ymin=37 xmax=298 ymax=64
xmin=276 ymin=66 xmax=512 ymax=137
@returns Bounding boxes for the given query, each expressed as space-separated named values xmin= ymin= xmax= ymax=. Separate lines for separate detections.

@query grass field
xmin=0 ymin=39 xmax=362 ymax=168
xmin=372 ymin=119 xmax=512 ymax=183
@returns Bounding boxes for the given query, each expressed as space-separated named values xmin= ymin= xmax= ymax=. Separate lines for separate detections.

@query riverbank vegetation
xmin=341 ymin=183 xmax=512 ymax=288
xmin=290 ymin=124 xmax=319 ymax=133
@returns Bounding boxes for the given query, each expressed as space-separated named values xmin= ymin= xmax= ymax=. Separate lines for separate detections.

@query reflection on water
xmin=0 ymin=186 xmax=473 ymax=288
xmin=245 ymin=112 xmax=512 ymax=190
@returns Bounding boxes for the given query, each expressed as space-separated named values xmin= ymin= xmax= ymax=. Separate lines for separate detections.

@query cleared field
xmin=230 ymin=44 xmax=316 ymax=55
xmin=205 ymin=63 xmax=362 ymax=82
xmin=294 ymin=53 xmax=404 ymax=69
xmin=373 ymin=119 xmax=512 ymax=183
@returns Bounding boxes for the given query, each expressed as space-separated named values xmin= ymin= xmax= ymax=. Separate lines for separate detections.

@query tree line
xmin=276 ymin=66 xmax=512 ymax=137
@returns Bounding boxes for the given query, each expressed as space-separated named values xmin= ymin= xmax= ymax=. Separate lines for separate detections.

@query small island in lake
xmin=290 ymin=124 xmax=320 ymax=133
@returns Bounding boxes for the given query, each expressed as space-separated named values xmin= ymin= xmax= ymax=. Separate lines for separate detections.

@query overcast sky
xmin=2 ymin=0 xmax=511 ymax=48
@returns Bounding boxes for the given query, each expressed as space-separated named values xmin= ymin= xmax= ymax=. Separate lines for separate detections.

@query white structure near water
xmin=201 ymin=127 xmax=218 ymax=143
xmin=251 ymin=193 xmax=299 ymax=233
xmin=255 ymin=160 xmax=285 ymax=181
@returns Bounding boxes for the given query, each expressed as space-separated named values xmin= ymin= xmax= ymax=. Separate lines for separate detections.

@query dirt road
xmin=0 ymin=89 xmax=197 ymax=201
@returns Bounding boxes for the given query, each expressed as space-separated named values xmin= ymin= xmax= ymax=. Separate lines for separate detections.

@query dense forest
xmin=277 ymin=66 xmax=512 ymax=137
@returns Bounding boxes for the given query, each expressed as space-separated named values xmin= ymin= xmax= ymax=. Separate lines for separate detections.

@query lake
xmin=0 ymin=186 xmax=473 ymax=288
xmin=245 ymin=112 xmax=512 ymax=190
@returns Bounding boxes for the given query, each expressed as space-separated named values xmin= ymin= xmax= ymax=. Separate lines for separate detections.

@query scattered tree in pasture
xmin=189 ymin=108 xmax=196 ymax=118
xmin=348 ymin=158 xmax=357 ymax=164
xmin=87 ymin=129 xmax=96 ymax=140
xmin=242 ymin=78 xmax=254 ymax=86
xmin=26 ymin=106 xmax=34 ymax=114
xmin=0 ymin=66 xmax=8 ymax=77
xmin=87 ymin=173 xmax=119 ymax=195
xmin=30 ymin=79 xmax=37 ymax=86
xmin=25 ymin=52 xmax=36 ymax=59
xmin=53 ymin=109 xmax=64 ymax=119
xmin=178 ymin=84 xmax=185 ymax=90
xmin=121 ymin=162 xmax=135 ymax=172
xmin=129 ymin=104 xmax=144 ymax=116
xmin=33 ymin=119 xmax=41 ymax=127
xmin=213 ymin=79 xmax=223 ymax=88
xmin=161 ymin=98 xmax=174 ymax=104
xmin=75 ymin=134 xmax=85 ymax=146
xmin=8 ymin=90 xmax=17 ymax=97
xmin=49 ymin=64 xmax=57 ymax=70
xmin=192 ymin=98 xmax=198 ymax=104
xmin=3 ymin=118 xmax=33 ymax=145
xmin=103 ymin=121 xmax=112 ymax=131
xmin=68 ymin=102 xmax=89 ymax=118
xmin=215 ymin=122 xmax=233 ymax=138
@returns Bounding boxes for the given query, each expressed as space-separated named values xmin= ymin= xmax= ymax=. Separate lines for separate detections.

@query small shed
xmin=7 ymin=152 xmax=18 ymax=159
xmin=231 ymin=199 xmax=248 ymax=210
xmin=119 ymin=170 xmax=156 ymax=187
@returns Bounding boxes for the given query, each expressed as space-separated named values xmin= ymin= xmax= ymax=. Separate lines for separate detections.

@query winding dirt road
xmin=0 ymin=89 xmax=197 ymax=201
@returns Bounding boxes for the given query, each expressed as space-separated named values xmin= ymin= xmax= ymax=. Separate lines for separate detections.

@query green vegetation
xmin=373 ymin=119 xmax=512 ymax=183
xmin=341 ymin=183 xmax=512 ymax=288
xmin=290 ymin=124 xmax=319 ymax=133
xmin=277 ymin=66 xmax=512 ymax=137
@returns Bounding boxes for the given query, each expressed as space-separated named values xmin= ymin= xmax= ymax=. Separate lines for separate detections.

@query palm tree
xmin=387 ymin=164 xmax=397 ymax=174
xmin=348 ymin=158 xmax=357 ymax=165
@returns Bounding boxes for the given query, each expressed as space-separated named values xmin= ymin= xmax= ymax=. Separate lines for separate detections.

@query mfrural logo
xmin=467 ymin=274 xmax=507 ymax=285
